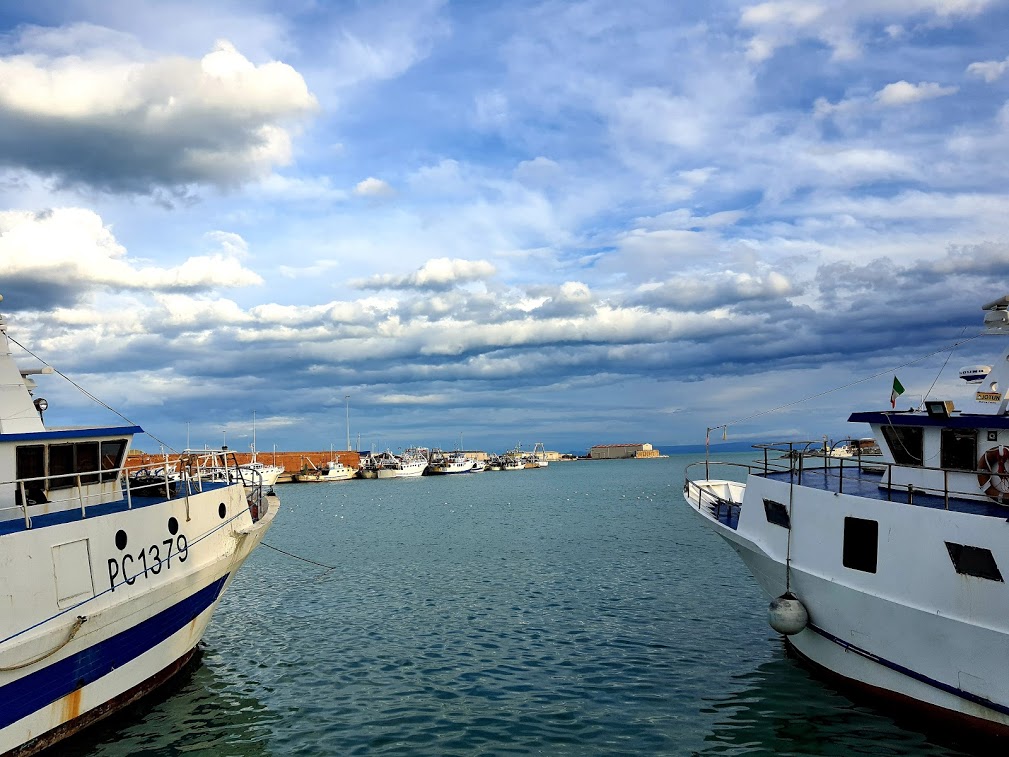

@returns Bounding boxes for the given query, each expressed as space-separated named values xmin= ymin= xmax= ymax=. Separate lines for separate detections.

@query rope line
xmin=261 ymin=541 xmax=337 ymax=571
xmin=7 ymin=335 xmax=177 ymax=453
xmin=0 ymin=616 xmax=87 ymax=671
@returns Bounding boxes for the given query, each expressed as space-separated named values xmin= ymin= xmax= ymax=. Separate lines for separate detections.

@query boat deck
xmin=760 ymin=466 xmax=1008 ymax=517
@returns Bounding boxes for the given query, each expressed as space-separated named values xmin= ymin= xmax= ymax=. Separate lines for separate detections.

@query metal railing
xmin=2 ymin=448 xmax=268 ymax=529
xmin=686 ymin=443 xmax=995 ymax=512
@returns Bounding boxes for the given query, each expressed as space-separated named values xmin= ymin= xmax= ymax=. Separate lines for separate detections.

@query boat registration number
xmin=107 ymin=533 xmax=189 ymax=591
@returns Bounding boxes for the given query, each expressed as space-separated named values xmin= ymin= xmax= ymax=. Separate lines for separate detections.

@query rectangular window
xmin=945 ymin=542 xmax=1004 ymax=582
xmin=880 ymin=426 xmax=923 ymax=466
xmin=843 ymin=517 xmax=878 ymax=573
xmin=941 ymin=428 xmax=977 ymax=471
xmin=100 ymin=439 xmax=127 ymax=482
xmin=48 ymin=444 xmax=75 ymax=490
xmin=763 ymin=498 xmax=791 ymax=529
xmin=75 ymin=442 xmax=100 ymax=484
xmin=15 ymin=445 xmax=45 ymax=481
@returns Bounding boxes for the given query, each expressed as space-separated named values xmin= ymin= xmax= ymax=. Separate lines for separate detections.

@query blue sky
xmin=2 ymin=0 xmax=1009 ymax=455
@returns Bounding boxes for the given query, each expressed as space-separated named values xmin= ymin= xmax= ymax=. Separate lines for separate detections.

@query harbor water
xmin=62 ymin=455 xmax=985 ymax=756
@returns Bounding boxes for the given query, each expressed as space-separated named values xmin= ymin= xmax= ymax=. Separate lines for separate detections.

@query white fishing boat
xmin=683 ymin=294 xmax=1009 ymax=734
xmin=427 ymin=449 xmax=475 ymax=475
xmin=295 ymin=459 xmax=356 ymax=482
xmin=376 ymin=449 xmax=427 ymax=479
xmin=532 ymin=442 xmax=549 ymax=467
xmin=237 ymin=416 xmax=283 ymax=489
xmin=0 ymin=295 xmax=278 ymax=755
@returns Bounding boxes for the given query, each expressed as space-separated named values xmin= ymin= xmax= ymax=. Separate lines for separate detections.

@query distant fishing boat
xmin=376 ymin=449 xmax=427 ymax=479
xmin=684 ymin=294 xmax=1009 ymax=734
xmin=427 ymin=449 xmax=475 ymax=475
xmin=0 ymin=295 xmax=278 ymax=754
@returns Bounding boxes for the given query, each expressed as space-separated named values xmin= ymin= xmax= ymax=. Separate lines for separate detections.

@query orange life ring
xmin=977 ymin=446 xmax=1009 ymax=504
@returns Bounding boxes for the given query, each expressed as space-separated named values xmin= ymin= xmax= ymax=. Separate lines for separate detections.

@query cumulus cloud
xmin=967 ymin=55 xmax=1009 ymax=82
xmin=353 ymin=258 xmax=497 ymax=291
xmin=0 ymin=208 xmax=263 ymax=307
xmin=354 ymin=177 xmax=396 ymax=198
xmin=874 ymin=80 xmax=958 ymax=106
xmin=0 ymin=35 xmax=317 ymax=193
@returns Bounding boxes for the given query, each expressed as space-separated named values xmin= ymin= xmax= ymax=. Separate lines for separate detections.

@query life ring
xmin=977 ymin=446 xmax=1009 ymax=504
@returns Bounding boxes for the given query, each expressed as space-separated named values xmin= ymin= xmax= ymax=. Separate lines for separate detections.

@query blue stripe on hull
xmin=0 ymin=574 xmax=229 ymax=732
xmin=807 ymin=622 xmax=1009 ymax=718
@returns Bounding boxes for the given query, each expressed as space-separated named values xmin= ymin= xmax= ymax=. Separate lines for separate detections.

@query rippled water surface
xmin=64 ymin=456 xmax=991 ymax=755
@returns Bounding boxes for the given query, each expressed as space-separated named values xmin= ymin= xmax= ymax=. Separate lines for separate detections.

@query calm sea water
xmin=61 ymin=455 xmax=988 ymax=756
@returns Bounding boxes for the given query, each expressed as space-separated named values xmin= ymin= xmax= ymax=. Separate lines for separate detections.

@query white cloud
xmin=0 ymin=208 xmax=263 ymax=294
xmin=354 ymin=257 xmax=497 ymax=291
xmin=967 ymin=55 xmax=1009 ymax=82
xmin=0 ymin=35 xmax=317 ymax=191
xmin=354 ymin=177 xmax=396 ymax=198
xmin=874 ymin=80 xmax=958 ymax=106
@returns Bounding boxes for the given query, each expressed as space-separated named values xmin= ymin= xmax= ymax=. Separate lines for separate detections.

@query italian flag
xmin=890 ymin=376 xmax=905 ymax=408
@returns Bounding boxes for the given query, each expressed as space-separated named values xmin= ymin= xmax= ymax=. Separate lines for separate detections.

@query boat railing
xmin=688 ymin=441 xmax=996 ymax=511
xmin=2 ymin=448 xmax=267 ymax=529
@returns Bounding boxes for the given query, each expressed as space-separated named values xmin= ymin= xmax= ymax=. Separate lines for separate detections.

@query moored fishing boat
xmin=427 ymin=449 xmax=475 ymax=475
xmin=683 ymin=294 xmax=1009 ymax=734
xmin=0 ymin=296 xmax=278 ymax=755
xmin=295 ymin=459 xmax=356 ymax=482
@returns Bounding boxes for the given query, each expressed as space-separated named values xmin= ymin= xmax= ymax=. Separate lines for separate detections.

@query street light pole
xmin=345 ymin=394 xmax=351 ymax=451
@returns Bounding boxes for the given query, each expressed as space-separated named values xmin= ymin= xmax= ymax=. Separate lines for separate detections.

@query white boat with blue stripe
xmin=0 ymin=296 xmax=278 ymax=755
xmin=684 ymin=294 xmax=1009 ymax=735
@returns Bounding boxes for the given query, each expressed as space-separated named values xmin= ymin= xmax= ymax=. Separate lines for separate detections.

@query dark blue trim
xmin=0 ymin=426 xmax=143 ymax=442
xmin=807 ymin=622 xmax=1009 ymax=717
xmin=847 ymin=411 xmax=1009 ymax=429
xmin=0 ymin=574 xmax=229 ymax=731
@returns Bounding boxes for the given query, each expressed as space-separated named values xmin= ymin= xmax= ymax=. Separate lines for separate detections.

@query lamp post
xmin=345 ymin=395 xmax=351 ymax=451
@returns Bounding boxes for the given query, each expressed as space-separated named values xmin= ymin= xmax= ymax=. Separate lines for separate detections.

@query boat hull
xmin=685 ymin=474 xmax=1009 ymax=732
xmin=0 ymin=486 xmax=277 ymax=755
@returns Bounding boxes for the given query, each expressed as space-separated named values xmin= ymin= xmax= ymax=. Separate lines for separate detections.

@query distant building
xmin=589 ymin=443 xmax=660 ymax=460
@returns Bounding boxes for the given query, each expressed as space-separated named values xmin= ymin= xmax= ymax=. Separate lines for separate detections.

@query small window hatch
xmin=843 ymin=517 xmax=878 ymax=573
xmin=945 ymin=542 xmax=1004 ymax=582
xmin=763 ymin=498 xmax=790 ymax=529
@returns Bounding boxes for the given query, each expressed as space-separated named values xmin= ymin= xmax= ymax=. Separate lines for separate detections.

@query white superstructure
xmin=0 ymin=297 xmax=277 ymax=755
xmin=683 ymin=294 xmax=1009 ymax=734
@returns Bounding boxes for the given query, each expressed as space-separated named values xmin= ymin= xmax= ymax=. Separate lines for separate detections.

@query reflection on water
xmin=57 ymin=648 xmax=277 ymax=757
xmin=698 ymin=641 xmax=993 ymax=756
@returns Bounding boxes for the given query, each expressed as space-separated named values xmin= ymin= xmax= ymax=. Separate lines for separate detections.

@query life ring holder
xmin=977 ymin=446 xmax=1009 ymax=504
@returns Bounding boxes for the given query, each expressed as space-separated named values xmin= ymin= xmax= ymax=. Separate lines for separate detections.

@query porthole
xmin=219 ymin=502 xmax=227 ymax=519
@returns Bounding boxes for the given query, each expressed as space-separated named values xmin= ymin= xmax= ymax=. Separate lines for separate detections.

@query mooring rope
xmin=0 ymin=616 xmax=88 ymax=671
xmin=261 ymin=541 xmax=337 ymax=573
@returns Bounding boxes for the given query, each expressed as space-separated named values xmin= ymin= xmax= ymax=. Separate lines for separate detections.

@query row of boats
xmin=294 ymin=446 xmax=550 ymax=482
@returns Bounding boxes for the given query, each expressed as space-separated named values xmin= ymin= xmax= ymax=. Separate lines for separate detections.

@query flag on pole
xmin=890 ymin=376 xmax=905 ymax=408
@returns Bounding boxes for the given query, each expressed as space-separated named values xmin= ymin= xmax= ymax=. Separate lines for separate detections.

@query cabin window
xmin=940 ymin=428 xmax=977 ymax=471
xmin=945 ymin=542 xmax=1003 ymax=582
xmin=843 ymin=517 xmax=878 ymax=573
xmin=15 ymin=445 xmax=45 ymax=482
xmin=880 ymin=425 xmax=923 ymax=466
xmin=100 ymin=439 xmax=127 ymax=482
xmin=75 ymin=442 xmax=100 ymax=485
xmin=48 ymin=444 xmax=75 ymax=489
xmin=763 ymin=498 xmax=790 ymax=529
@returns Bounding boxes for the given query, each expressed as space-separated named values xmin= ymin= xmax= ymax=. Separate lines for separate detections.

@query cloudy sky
xmin=2 ymin=0 xmax=1009 ymax=455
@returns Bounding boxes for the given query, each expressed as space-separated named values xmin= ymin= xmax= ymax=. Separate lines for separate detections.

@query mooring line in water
xmin=261 ymin=541 xmax=336 ymax=575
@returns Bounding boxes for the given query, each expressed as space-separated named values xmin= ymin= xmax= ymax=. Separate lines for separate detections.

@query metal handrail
xmin=1 ymin=448 xmax=258 ymax=528
xmin=686 ymin=452 xmax=991 ymax=510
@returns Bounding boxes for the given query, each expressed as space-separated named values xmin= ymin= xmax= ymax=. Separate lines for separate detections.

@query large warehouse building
xmin=588 ymin=443 xmax=661 ymax=459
